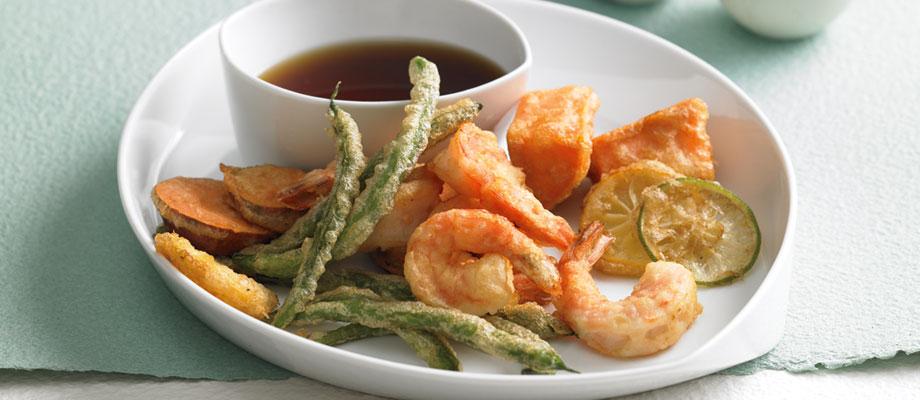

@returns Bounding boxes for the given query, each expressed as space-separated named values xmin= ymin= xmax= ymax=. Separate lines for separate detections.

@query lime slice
xmin=638 ymin=178 xmax=760 ymax=285
xmin=580 ymin=160 xmax=681 ymax=276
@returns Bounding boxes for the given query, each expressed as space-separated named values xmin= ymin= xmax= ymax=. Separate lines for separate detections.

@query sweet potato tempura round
xmin=590 ymin=98 xmax=714 ymax=181
xmin=152 ymin=177 xmax=274 ymax=255
xmin=508 ymin=85 xmax=600 ymax=209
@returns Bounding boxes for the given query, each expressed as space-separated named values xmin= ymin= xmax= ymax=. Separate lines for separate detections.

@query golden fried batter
xmin=591 ymin=98 xmax=714 ymax=181
xmin=154 ymin=232 xmax=278 ymax=319
xmin=508 ymin=85 xmax=600 ymax=209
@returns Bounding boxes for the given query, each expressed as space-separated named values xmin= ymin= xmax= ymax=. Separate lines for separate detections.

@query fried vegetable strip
xmin=495 ymin=303 xmax=574 ymax=340
xmin=154 ymin=232 xmax=278 ymax=319
xmin=359 ymin=98 xmax=482 ymax=184
xmin=272 ymin=87 xmax=366 ymax=328
xmin=296 ymin=297 xmax=573 ymax=373
xmin=484 ymin=316 xmax=543 ymax=342
xmin=393 ymin=328 xmax=461 ymax=371
xmin=314 ymin=324 xmax=391 ymax=346
xmin=232 ymin=245 xmax=305 ymax=280
xmin=333 ymin=57 xmax=440 ymax=260
xmin=306 ymin=286 xmax=458 ymax=370
xmin=316 ymin=269 xmax=415 ymax=301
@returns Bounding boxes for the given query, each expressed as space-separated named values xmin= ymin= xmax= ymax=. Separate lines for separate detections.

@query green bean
xmin=332 ymin=57 xmax=440 ymax=260
xmin=495 ymin=303 xmax=574 ymax=340
xmin=316 ymin=269 xmax=414 ymax=301
xmin=359 ymin=97 xmax=482 ymax=184
xmin=427 ymin=98 xmax=482 ymax=146
xmin=239 ymin=200 xmax=326 ymax=256
xmin=314 ymin=323 xmax=391 ymax=346
xmin=393 ymin=328 xmax=460 ymax=371
xmin=296 ymin=298 xmax=573 ymax=373
xmin=272 ymin=86 xmax=367 ymax=328
xmin=231 ymin=245 xmax=304 ymax=280
xmin=484 ymin=316 xmax=543 ymax=342
xmin=307 ymin=286 xmax=458 ymax=370
xmin=313 ymin=286 xmax=383 ymax=303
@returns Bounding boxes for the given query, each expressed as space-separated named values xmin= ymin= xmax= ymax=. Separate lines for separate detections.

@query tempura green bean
xmin=333 ymin=57 xmax=440 ymax=260
xmin=495 ymin=303 xmax=574 ymax=340
xmin=272 ymin=87 xmax=366 ymax=328
xmin=297 ymin=298 xmax=573 ymax=372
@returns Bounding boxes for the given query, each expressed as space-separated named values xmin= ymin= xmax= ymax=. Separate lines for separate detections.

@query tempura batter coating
xmin=152 ymin=177 xmax=274 ymax=256
xmin=508 ymin=86 xmax=600 ymax=208
xmin=154 ymin=232 xmax=278 ymax=319
xmin=591 ymin=98 xmax=714 ymax=181
xmin=221 ymin=163 xmax=331 ymax=233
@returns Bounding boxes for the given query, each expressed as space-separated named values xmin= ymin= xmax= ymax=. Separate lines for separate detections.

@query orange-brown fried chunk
xmin=590 ymin=98 xmax=714 ymax=181
xmin=508 ymin=85 xmax=600 ymax=209
xmin=221 ymin=163 xmax=332 ymax=232
xmin=152 ymin=177 xmax=274 ymax=256
xmin=155 ymin=232 xmax=278 ymax=319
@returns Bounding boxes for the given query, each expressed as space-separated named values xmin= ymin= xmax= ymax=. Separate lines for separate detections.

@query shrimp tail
xmin=559 ymin=222 xmax=613 ymax=271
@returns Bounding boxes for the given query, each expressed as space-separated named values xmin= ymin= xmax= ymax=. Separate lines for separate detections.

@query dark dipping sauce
xmin=260 ymin=40 xmax=505 ymax=101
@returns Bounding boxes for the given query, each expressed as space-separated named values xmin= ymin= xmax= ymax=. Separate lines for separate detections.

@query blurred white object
xmin=722 ymin=0 xmax=851 ymax=39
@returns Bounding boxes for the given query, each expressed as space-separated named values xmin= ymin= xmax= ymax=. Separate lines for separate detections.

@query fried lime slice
xmin=638 ymin=178 xmax=761 ymax=285
xmin=580 ymin=160 xmax=681 ymax=276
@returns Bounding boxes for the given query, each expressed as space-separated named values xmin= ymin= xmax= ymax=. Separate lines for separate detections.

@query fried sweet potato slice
xmin=590 ymin=98 xmax=714 ymax=181
xmin=152 ymin=177 xmax=274 ymax=255
xmin=508 ymin=85 xmax=600 ymax=209
xmin=154 ymin=232 xmax=278 ymax=319
xmin=221 ymin=163 xmax=332 ymax=232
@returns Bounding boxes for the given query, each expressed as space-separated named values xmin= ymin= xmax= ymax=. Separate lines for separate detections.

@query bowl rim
xmin=217 ymin=0 xmax=533 ymax=108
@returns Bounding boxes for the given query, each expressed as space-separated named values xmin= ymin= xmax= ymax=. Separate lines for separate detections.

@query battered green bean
xmin=484 ymin=316 xmax=543 ymax=342
xmin=231 ymin=245 xmax=304 ymax=280
xmin=314 ymin=323 xmax=391 ymax=346
xmin=495 ymin=303 xmax=574 ymax=340
xmin=306 ymin=286 xmax=458 ymax=370
xmin=239 ymin=199 xmax=326 ymax=256
xmin=272 ymin=87 xmax=367 ymax=328
xmin=332 ymin=57 xmax=440 ymax=260
xmin=427 ymin=98 xmax=482 ymax=146
xmin=358 ymin=98 xmax=482 ymax=184
xmin=393 ymin=328 xmax=461 ymax=371
xmin=316 ymin=269 xmax=414 ymax=301
xmin=296 ymin=298 xmax=573 ymax=372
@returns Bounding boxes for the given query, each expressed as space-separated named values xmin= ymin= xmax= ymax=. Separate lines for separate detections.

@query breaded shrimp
xmin=404 ymin=209 xmax=560 ymax=315
xmin=429 ymin=123 xmax=575 ymax=249
xmin=359 ymin=166 xmax=442 ymax=253
xmin=590 ymin=98 xmax=714 ymax=181
xmin=553 ymin=223 xmax=702 ymax=357
xmin=508 ymin=85 xmax=600 ymax=209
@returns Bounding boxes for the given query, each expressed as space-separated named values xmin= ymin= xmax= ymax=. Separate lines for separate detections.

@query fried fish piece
xmin=152 ymin=177 xmax=274 ymax=256
xmin=221 ymin=163 xmax=333 ymax=232
xmin=508 ymin=85 xmax=600 ymax=209
xmin=154 ymin=232 xmax=278 ymax=319
xmin=590 ymin=98 xmax=714 ymax=181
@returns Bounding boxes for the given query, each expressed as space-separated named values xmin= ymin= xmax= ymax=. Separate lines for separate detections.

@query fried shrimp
xmin=404 ymin=209 xmax=560 ymax=315
xmin=358 ymin=166 xmax=442 ymax=254
xmin=554 ymin=223 xmax=702 ymax=357
xmin=429 ymin=123 xmax=575 ymax=249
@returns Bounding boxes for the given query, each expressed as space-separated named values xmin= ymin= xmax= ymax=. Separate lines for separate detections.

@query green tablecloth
xmin=1 ymin=0 xmax=917 ymax=380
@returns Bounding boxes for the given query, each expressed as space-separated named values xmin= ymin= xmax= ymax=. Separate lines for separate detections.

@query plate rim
xmin=117 ymin=0 xmax=798 ymax=386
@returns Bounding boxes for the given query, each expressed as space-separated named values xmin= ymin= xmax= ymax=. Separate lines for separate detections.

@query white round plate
xmin=117 ymin=1 xmax=796 ymax=399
